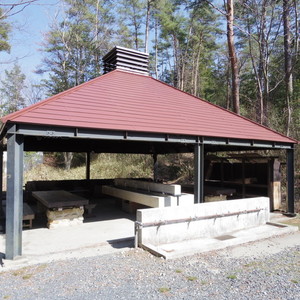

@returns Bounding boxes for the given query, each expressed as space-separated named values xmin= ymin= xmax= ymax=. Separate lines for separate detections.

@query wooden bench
xmin=23 ymin=203 xmax=35 ymax=229
xmin=102 ymin=179 xmax=194 ymax=213
xmin=1 ymin=202 xmax=35 ymax=229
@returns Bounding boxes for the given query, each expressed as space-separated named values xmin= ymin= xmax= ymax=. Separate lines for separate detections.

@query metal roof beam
xmin=11 ymin=124 xmax=294 ymax=150
xmin=203 ymin=137 xmax=294 ymax=150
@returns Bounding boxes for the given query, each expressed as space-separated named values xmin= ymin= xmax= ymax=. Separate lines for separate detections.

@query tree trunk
xmin=247 ymin=15 xmax=264 ymax=124
xmin=226 ymin=58 xmax=231 ymax=110
xmin=133 ymin=13 xmax=139 ymax=50
xmin=94 ymin=0 xmax=101 ymax=76
xmin=154 ymin=16 xmax=158 ymax=79
xmin=283 ymin=0 xmax=293 ymax=136
xmin=145 ymin=0 xmax=151 ymax=53
xmin=258 ymin=4 xmax=266 ymax=124
xmin=63 ymin=152 xmax=73 ymax=171
xmin=173 ymin=35 xmax=179 ymax=88
xmin=193 ymin=47 xmax=201 ymax=97
xmin=226 ymin=0 xmax=240 ymax=114
xmin=293 ymin=0 xmax=299 ymax=59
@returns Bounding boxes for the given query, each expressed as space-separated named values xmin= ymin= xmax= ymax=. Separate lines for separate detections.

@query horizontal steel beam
xmin=6 ymin=123 xmax=295 ymax=150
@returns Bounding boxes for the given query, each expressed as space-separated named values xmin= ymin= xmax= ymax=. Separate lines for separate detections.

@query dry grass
xmin=24 ymin=163 xmax=85 ymax=182
xmin=22 ymin=152 xmax=300 ymax=214
xmin=280 ymin=215 xmax=300 ymax=230
xmin=24 ymin=153 xmax=153 ymax=183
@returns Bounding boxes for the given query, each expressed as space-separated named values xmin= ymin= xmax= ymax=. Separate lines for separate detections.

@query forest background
xmin=0 ymin=0 xmax=299 ymax=193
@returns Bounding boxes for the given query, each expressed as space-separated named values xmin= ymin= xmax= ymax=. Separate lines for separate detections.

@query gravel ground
xmin=0 ymin=240 xmax=299 ymax=300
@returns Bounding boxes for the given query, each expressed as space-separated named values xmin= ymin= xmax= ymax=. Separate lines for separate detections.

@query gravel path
xmin=0 ymin=237 xmax=299 ymax=300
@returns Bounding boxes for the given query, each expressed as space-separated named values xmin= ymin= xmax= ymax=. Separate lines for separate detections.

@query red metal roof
xmin=1 ymin=69 xmax=297 ymax=144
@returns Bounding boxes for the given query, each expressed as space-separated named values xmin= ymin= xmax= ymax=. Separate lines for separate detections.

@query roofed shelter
xmin=0 ymin=46 xmax=298 ymax=259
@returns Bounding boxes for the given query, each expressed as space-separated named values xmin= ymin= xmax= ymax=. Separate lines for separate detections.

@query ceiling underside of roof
xmin=21 ymin=136 xmax=272 ymax=154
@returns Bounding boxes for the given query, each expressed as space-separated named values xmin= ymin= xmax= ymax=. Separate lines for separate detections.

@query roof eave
xmin=1 ymin=121 xmax=296 ymax=151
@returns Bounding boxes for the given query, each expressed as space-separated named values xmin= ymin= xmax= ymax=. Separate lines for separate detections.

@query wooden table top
xmin=32 ymin=190 xmax=89 ymax=209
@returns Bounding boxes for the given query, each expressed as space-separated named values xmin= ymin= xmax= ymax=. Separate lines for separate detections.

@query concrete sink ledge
xmin=142 ymin=222 xmax=298 ymax=259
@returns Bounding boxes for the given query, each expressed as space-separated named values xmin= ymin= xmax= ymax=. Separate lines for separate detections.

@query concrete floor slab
xmin=0 ymin=200 xmax=299 ymax=270
xmin=0 ymin=197 xmax=136 ymax=271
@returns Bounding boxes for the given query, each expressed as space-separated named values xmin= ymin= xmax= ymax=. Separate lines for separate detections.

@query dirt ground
xmin=281 ymin=214 xmax=300 ymax=230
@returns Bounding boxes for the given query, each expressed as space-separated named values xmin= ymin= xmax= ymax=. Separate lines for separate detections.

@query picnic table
xmin=32 ymin=190 xmax=89 ymax=209
xmin=32 ymin=190 xmax=89 ymax=229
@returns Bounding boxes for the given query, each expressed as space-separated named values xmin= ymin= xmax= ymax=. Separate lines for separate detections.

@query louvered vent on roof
xmin=102 ymin=46 xmax=149 ymax=75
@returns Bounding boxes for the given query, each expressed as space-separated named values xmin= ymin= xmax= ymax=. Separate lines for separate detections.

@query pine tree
xmin=39 ymin=0 xmax=116 ymax=169
xmin=0 ymin=7 xmax=11 ymax=53
xmin=0 ymin=63 xmax=26 ymax=115
xmin=40 ymin=0 xmax=115 ymax=95
xmin=118 ymin=0 xmax=146 ymax=51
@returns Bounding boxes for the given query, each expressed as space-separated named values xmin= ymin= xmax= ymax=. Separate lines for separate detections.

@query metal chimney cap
xmin=103 ymin=46 xmax=149 ymax=75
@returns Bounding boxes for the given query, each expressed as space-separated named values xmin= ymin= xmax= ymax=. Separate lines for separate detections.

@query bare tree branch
xmin=0 ymin=0 xmax=39 ymax=19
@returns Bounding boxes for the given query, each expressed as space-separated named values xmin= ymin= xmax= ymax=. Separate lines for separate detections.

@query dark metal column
xmin=194 ymin=143 xmax=204 ymax=203
xmin=153 ymin=154 xmax=158 ymax=182
xmin=0 ymin=149 xmax=2 ymax=203
xmin=6 ymin=132 xmax=24 ymax=259
xmin=220 ymin=158 xmax=224 ymax=187
xmin=242 ymin=158 xmax=245 ymax=198
xmin=86 ymin=152 xmax=91 ymax=180
xmin=0 ymin=148 xmax=3 ymax=232
xmin=286 ymin=148 xmax=295 ymax=215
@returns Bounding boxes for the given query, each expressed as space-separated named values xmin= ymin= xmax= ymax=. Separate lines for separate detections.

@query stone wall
xmin=46 ymin=207 xmax=84 ymax=229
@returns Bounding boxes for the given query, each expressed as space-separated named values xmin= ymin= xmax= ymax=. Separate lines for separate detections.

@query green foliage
xmin=36 ymin=0 xmax=299 ymax=151
xmin=118 ymin=0 xmax=146 ymax=50
xmin=6 ymin=0 xmax=298 ymax=185
xmin=0 ymin=8 xmax=10 ymax=53
xmin=155 ymin=0 xmax=222 ymax=97
xmin=40 ymin=0 xmax=115 ymax=95
xmin=0 ymin=63 xmax=26 ymax=116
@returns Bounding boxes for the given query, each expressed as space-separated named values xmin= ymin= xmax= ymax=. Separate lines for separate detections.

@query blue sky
xmin=1 ymin=0 xmax=60 ymax=81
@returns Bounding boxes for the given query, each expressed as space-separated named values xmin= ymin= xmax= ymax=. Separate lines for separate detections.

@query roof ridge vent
xmin=102 ymin=46 xmax=149 ymax=75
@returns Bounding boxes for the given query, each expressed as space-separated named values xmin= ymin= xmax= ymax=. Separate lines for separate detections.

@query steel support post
xmin=194 ymin=143 xmax=204 ymax=203
xmin=6 ymin=133 xmax=24 ymax=259
xmin=0 ymin=149 xmax=3 ymax=232
xmin=153 ymin=154 xmax=158 ymax=182
xmin=242 ymin=158 xmax=246 ymax=198
xmin=0 ymin=149 xmax=3 ymax=208
xmin=86 ymin=152 xmax=91 ymax=180
xmin=286 ymin=148 xmax=295 ymax=215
